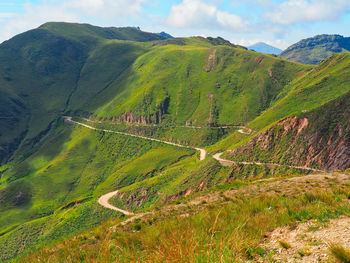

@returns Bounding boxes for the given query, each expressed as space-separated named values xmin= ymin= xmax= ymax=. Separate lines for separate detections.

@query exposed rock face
xmin=122 ymin=111 xmax=152 ymax=125
xmin=204 ymin=48 xmax=217 ymax=72
xmin=228 ymin=94 xmax=350 ymax=170
xmin=113 ymin=96 xmax=170 ymax=125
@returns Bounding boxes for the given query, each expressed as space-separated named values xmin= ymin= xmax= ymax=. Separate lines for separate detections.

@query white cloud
xmin=0 ymin=3 xmax=77 ymax=43
xmin=167 ymin=0 xmax=250 ymax=32
xmin=264 ymin=0 xmax=350 ymax=25
xmin=0 ymin=0 xmax=149 ymax=43
xmin=0 ymin=13 xmax=16 ymax=19
xmin=65 ymin=0 xmax=147 ymax=17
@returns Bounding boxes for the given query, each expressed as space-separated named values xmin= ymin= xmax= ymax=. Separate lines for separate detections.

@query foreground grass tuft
xmin=329 ymin=243 xmax=350 ymax=263
xmin=279 ymin=240 xmax=292 ymax=249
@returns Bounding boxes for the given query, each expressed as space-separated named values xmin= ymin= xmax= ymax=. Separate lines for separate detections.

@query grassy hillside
xmin=225 ymin=92 xmax=350 ymax=170
xmin=213 ymin=54 xmax=350 ymax=169
xmin=250 ymin=53 xmax=350 ymax=130
xmin=22 ymin=172 xmax=350 ymax=262
xmin=0 ymin=121 xmax=196 ymax=261
xmin=0 ymin=23 xmax=164 ymax=164
xmin=1 ymin=120 xmax=309 ymax=261
xmin=281 ymin=34 xmax=350 ymax=64
xmin=95 ymin=44 xmax=308 ymax=126
xmin=1 ymin=23 xmax=350 ymax=262
xmin=40 ymin=22 xmax=165 ymax=43
xmin=211 ymin=53 xmax=350 ymax=152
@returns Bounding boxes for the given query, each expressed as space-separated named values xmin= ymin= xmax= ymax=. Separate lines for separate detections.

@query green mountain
xmin=0 ymin=22 xmax=165 ymax=164
xmin=280 ymin=34 xmax=350 ymax=64
xmin=0 ymin=23 xmax=349 ymax=262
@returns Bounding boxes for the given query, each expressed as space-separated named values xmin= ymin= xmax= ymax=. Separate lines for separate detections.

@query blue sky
xmin=0 ymin=0 xmax=350 ymax=49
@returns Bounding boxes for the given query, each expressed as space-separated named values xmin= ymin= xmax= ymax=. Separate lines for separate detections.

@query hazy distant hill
xmin=248 ymin=42 xmax=282 ymax=54
xmin=158 ymin=31 xmax=173 ymax=39
xmin=281 ymin=34 xmax=350 ymax=64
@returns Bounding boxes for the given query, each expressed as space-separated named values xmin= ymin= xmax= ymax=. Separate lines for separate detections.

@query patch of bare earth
xmin=258 ymin=217 xmax=350 ymax=262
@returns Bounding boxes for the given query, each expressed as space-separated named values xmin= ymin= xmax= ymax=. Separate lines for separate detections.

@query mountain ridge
xmin=281 ymin=34 xmax=350 ymax=64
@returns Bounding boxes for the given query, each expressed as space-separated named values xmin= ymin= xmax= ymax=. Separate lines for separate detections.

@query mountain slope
xmin=225 ymin=92 xmax=350 ymax=170
xmin=94 ymin=45 xmax=308 ymax=126
xmin=248 ymin=42 xmax=282 ymax=54
xmin=0 ymin=23 xmax=164 ymax=164
xmin=220 ymin=53 xmax=350 ymax=170
xmin=0 ymin=23 xmax=349 ymax=262
xmin=280 ymin=34 xmax=350 ymax=64
xmin=250 ymin=53 xmax=350 ymax=130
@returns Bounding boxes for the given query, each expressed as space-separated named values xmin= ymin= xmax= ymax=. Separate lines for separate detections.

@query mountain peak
xmin=247 ymin=42 xmax=282 ymax=55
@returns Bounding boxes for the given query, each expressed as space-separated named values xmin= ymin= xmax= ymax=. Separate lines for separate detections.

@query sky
xmin=0 ymin=0 xmax=350 ymax=49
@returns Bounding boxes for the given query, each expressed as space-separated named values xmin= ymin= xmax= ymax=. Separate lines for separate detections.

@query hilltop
xmin=280 ymin=34 xmax=350 ymax=64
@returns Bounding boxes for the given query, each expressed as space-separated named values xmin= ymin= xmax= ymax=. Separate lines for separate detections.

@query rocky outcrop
xmin=113 ymin=96 xmax=170 ymax=125
xmin=114 ymin=187 xmax=157 ymax=211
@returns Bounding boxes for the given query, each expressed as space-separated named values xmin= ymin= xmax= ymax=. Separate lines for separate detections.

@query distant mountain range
xmin=247 ymin=42 xmax=282 ymax=55
xmin=281 ymin=34 xmax=350 ymax=64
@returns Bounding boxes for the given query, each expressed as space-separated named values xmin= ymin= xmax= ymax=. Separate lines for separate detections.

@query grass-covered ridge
xmin=250 ymin=53 xmax=350 ymax=130
xmin=95 ymin=44 xmax=309 ymax=126
xmin=281 ymin=34 xmax=350 ymax=65
xmin=208 ymin=53 xmax=350 ymax=154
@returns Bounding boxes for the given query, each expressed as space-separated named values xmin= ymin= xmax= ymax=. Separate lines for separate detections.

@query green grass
xmin=250 ymin=53 xmax=350 ymax=131
xmin=84 ymin=118 xmax=234 ymax=147
xmin=0 ymin=122 xmax=195 ymax=261
xmin=0 ymin=22 xmax=163 ymax=165
xmin=95 ymin=44 xmax=308 ymax=127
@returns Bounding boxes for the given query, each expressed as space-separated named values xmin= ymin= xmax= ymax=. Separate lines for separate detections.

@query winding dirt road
xmin=64 ymin=116 xmax=323 ymax=215
xmin=98 ymin=190 xmax=134 ymax=215
xmin=64 ymin=116 xmax=207 ymax=161
xmin=64 ymin=116 xmax=207 ymax=215
xmin=212 ymin=152 xmax=323 ymax=172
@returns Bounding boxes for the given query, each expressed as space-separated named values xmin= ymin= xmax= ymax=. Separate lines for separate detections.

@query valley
xmin=0 ymin=22 xmax=349 ymax=262
xmin=66 ymin=116 xmax=326 ymax=218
